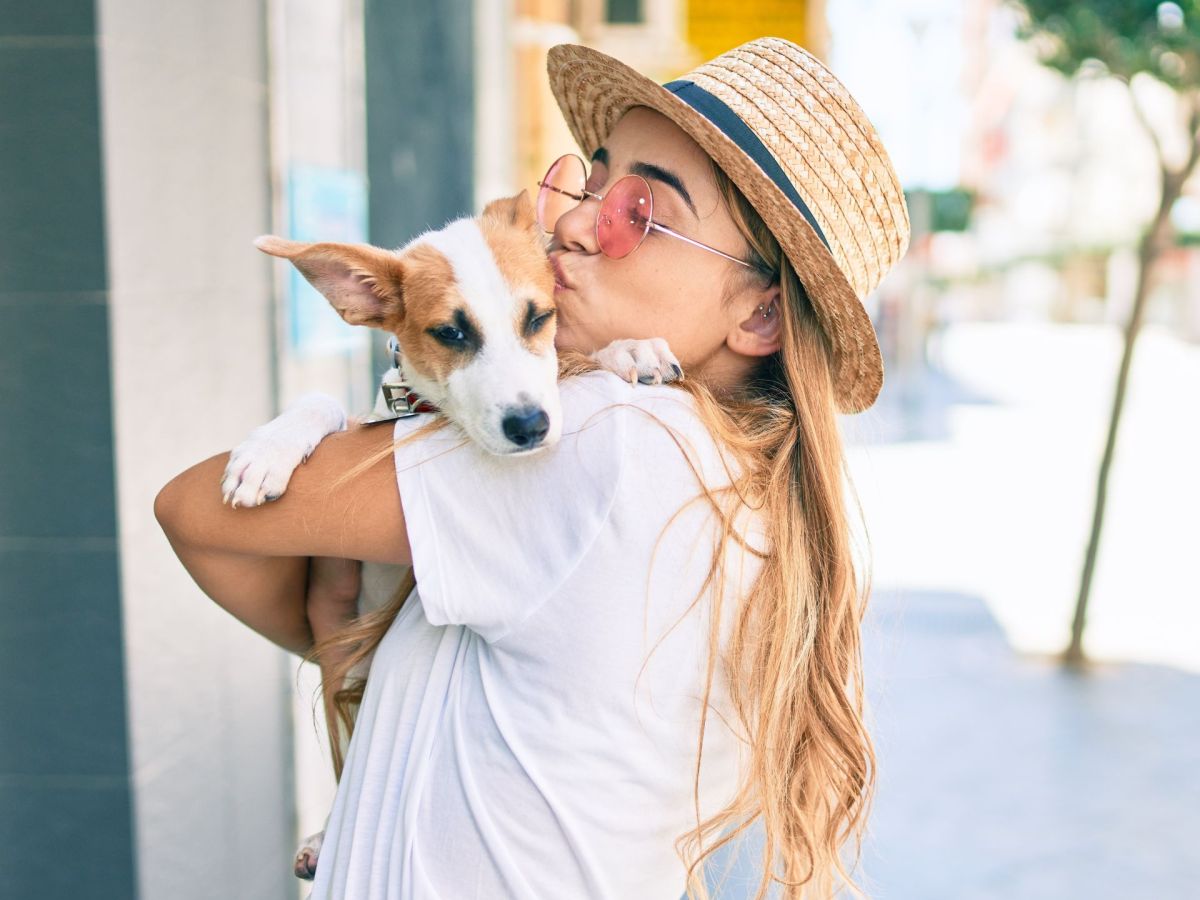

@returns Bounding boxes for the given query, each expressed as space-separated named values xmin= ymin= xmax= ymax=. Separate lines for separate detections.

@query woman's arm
xmin=153 ymin=423 xmax=412 ymax=655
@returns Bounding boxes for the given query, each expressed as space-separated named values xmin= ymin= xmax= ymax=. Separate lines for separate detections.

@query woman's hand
xmin=305 ymin=556 xmax=363 ymax=641
xmin=306 ymin=556 xmax=363 ymax=699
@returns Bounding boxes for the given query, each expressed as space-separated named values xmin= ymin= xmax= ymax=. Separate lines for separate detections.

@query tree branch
xmin=1124 ymin=76 xmax=1168 ymax=168
xmin=1181 ymin=92 xmax=1200 ymax=181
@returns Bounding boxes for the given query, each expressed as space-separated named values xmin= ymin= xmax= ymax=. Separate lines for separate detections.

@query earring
xmin=757 ymin=302 xmax=774 ymax=319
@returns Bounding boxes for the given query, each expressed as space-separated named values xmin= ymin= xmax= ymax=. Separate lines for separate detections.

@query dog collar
xmin=377 ymin=336 xmax=439 ymax=418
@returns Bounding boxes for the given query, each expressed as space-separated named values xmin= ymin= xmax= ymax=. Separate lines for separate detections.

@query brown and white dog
xmin=221 ymin=190 xmax=683 ymax=506
xmin=218 ymin=190 xmax=681 ymax=882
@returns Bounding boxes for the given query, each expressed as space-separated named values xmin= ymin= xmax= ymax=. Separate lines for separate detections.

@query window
xmin=605 ymin=0 xmax=642 ymax=24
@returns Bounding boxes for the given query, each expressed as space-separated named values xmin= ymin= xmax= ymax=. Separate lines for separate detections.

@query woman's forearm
xmin=161 ymin=532 xmax=314 ymax=655
xmin=155 ymin=450 xmax=315 ymax=655
xmin=153 ymin=426 xmax=410 ymax=656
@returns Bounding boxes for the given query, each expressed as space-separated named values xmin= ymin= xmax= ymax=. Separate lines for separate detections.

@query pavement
xmin=854 ymin=586 xmax=1200 ymax=899
xmin=842 ymin=321 xmax=1200 ymax=675
xmin=695 ymin=321 xmax=1200 ymax=898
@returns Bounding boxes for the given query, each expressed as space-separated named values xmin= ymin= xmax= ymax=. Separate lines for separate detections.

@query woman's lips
xmin=550 ymin=253 xmax=573 ymax=291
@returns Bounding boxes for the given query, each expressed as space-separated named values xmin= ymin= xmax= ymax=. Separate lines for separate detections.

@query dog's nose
xmin=502 ymin=407 xmax=550 ymax=448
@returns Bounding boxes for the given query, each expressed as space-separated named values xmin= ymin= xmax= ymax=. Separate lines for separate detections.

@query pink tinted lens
xmin=596 ymin=175 xmax=652 ymax=258
xmin=536 ymin=154 xmax=587 ymax=233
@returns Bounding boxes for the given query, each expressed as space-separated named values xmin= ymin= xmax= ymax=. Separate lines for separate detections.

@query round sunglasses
xmin=536 ymin=153 xmax=755 ymax=268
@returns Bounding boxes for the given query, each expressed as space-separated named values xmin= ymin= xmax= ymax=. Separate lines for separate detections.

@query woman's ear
xmin=726 ymin=284 xmax=783 ymax=357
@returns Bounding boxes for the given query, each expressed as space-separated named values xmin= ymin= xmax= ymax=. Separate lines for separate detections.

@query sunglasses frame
xmin=537 ymin=153 xmax=756 ymax=269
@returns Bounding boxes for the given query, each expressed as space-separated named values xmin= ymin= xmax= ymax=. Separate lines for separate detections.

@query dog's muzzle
xmin=501 ymin=407 xmax=550 ymax=449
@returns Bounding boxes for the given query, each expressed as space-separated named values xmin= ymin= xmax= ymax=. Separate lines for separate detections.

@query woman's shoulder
xmin=560 ymin=369 xmax=703 ymax=426
xmin=564 ymin=372 xmax=766 ymax=569
xmin=560 ymin=370 xmax=739 ymax=489
xmin=390 ymin=369 xmax=729 ymax=489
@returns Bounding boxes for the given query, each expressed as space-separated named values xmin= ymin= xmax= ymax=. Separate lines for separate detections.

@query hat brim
xmin=546 ymin=43 xmax=884 ymax=415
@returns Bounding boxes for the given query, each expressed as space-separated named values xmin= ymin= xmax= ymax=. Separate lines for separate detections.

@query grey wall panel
xmin=0 ymin=2 xmax=95 ymax=37
xmin=0 ymin=544 xmax=127 ymax=777
xmin=0 ymin=2 xmax=136 ymax=898
xmin=364 ymin=0 xmax=474 ymax=381
xmin=0 ymin=779 xmax=136 ymax=900
xmin=0 ymin=300 xmax=117 ymax=538
xmin=364 ymin=0 xmax=475 ymax=249
xmin=0 ymin=45 xmax=108 ymax=293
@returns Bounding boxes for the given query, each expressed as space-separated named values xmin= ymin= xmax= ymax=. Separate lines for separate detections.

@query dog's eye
xmin=430 ymin=325 xmax=466 ymax=344
xmin=527 ymin=309 xmax=556 ymax=335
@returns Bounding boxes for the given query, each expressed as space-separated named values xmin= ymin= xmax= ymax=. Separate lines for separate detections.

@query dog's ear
xmin=254 ymin=236 xmax=404 ymax=327
xmin=482 ymin=189 xmax=537 ymax=231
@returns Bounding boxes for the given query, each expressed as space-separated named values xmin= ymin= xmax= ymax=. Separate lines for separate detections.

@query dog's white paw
xmin=293 ymin=828 xmax=325 ymax=881
xmin=591 ymin=337 xmax=683 ymax=385
xmin=221 ymin=394 xmax=346 ymax=508
xmin=221 ymin=433 xmax=311 ymax=508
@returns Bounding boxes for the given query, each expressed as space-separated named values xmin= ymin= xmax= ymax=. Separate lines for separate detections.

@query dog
xmin=217 ymin=190 xmax=682 ymax=882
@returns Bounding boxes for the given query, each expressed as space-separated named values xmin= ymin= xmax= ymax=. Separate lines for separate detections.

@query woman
xmin=155 ymin=38 xmax=909 ymax=900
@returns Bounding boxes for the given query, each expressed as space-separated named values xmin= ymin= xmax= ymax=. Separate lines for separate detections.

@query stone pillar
xmin=101 ymin=0 xmax=294 ymax=897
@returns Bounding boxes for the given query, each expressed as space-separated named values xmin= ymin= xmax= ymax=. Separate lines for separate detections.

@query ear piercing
xmin=757 ymin=302 xmax=775 ymax=319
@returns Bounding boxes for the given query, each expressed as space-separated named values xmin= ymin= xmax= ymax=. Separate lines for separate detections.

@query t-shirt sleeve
xmin=390 ymin=371 xmax=629 ymax=644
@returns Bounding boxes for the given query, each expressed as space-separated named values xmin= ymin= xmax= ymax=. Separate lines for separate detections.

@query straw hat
xmin=546 ymin=38 xmax=910 ymax=414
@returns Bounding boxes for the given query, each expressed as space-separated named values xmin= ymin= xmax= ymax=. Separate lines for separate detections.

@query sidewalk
xmin=856 ymin=586 xmax=1200 ymax=899
xmin=844 ymin=320 xmax=1200 ymax=674
xmin=838 ymin=321 xmax=1200 ymax=897
xmin=696 ymin=322 xmax=1200 ymax=897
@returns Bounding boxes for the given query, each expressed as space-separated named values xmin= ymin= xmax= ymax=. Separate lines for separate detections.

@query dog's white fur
xmin=406 ymin=219 xmax=564 ymax=455
xmin=220 ymin=195 xmax=683 ymax=885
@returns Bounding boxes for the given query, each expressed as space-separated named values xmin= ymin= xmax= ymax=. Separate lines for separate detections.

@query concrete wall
xmin=96 ymin=0 xmax=296 ymax=897
xmin=266 ymin=0 xmax=375 ymax=866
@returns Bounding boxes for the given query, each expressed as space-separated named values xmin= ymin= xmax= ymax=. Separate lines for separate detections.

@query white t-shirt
xmin=311 ymin=370 xmax=767 ymax=900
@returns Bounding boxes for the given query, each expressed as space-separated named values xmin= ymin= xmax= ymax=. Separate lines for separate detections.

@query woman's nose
xmin=552 ymin=194 xmax=601 ymax=255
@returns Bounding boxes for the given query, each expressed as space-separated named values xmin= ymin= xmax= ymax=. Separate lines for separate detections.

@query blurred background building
xmin=2 ymin=0 xmax=1196 ymax=898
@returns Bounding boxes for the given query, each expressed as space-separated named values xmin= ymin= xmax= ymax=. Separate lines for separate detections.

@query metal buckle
xmin=381 ymin=380 xmax=420 ymax=418
xmin=361 ymin=337 xmax=428 ymax=423
xmin=382 ymin=337 xmax=417 ymax=418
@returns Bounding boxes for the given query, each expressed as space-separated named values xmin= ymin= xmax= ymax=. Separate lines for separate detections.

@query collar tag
xmin=361 ymin=337 xmax=438 ymax=424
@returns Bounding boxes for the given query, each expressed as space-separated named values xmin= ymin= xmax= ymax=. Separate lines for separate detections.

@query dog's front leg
xmin=221 ymin=393 xmax=347 ymax=508
xmin=590 ymin=337 xmax=684 ymax=385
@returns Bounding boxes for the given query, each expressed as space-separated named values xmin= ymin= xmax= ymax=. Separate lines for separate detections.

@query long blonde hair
xmin=302 ymin=161 xmax=877 ymax=899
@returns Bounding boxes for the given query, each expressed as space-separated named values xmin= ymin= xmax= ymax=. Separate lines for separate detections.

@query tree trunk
xmin=1062 ymin=169 xmax=1181 ymax=667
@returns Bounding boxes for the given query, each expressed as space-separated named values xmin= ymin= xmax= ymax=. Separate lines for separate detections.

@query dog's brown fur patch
xmin=395 ymin=243 xmax=479 ymax=382
xmin=479 ymin=192 xmax=557 ymax=355
xmin=513 ymin=299 xmax=556 ymax=355
xmin=255 ymin=236 xmax=406 ymax=329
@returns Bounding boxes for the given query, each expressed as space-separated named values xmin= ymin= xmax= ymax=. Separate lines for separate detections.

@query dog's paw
xmin=590 ymin=338 xmax=683 ymax=385
xmin=221 ymin=394 xmax=346 ymax=508
xmin=293 ymin=829 xmax=325 ymax=881
xmin=221 ymin=432 xmax=312 ymax=508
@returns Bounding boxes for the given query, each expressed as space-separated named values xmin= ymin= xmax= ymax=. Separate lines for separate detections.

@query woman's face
xmin=548 ymin=107 xmax=779 ymax=383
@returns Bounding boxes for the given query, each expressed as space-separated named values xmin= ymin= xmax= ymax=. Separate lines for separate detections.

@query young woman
xmin=155 ymin=38 xmax=909 ymax=900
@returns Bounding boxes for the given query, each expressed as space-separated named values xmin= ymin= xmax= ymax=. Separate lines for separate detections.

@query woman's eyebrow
xmin=589 ymin=146 xmax=697 ymax=219
xmin=631 ymin=161 xmax=697 ymax=218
